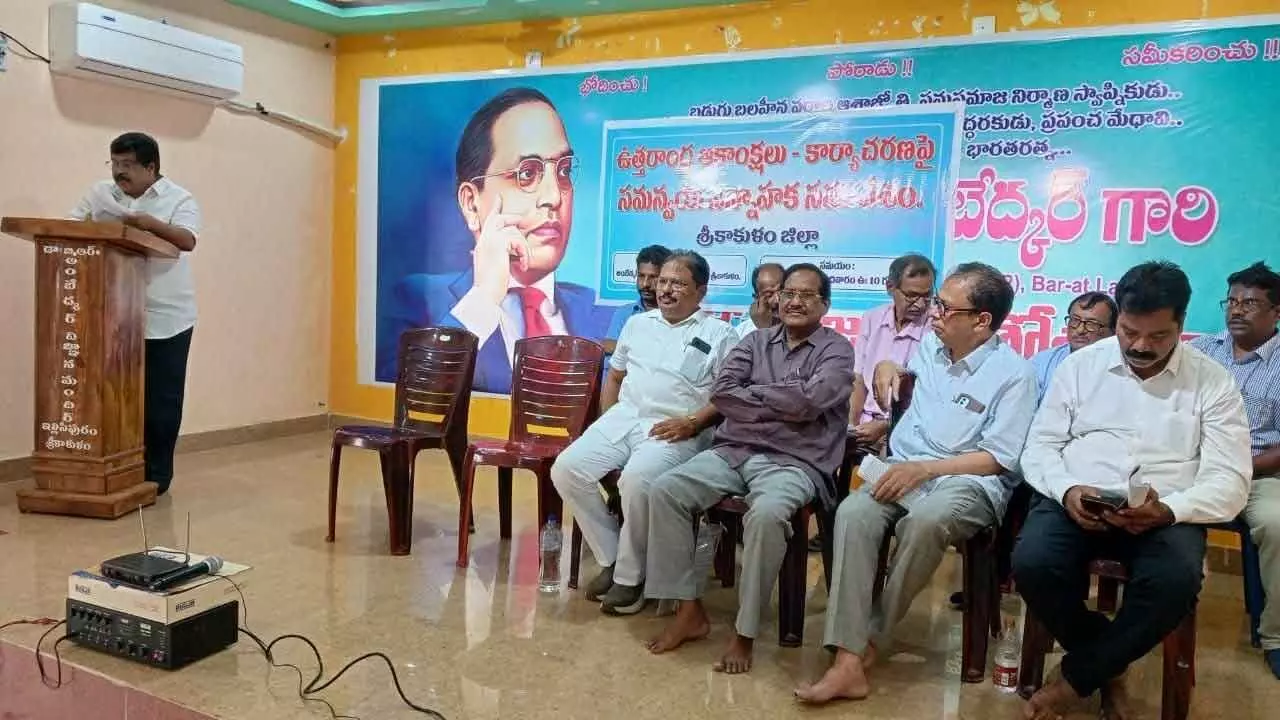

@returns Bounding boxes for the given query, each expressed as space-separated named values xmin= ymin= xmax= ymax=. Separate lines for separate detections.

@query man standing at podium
xmin=70 ymin=132 xmax=201 ymax=496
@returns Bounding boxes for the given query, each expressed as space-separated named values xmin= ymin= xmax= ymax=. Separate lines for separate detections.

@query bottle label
xmin=993 ymin=664 xmax=1018 ymax=688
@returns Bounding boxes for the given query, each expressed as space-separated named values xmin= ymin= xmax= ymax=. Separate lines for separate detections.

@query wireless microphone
xmin=146 ymin=556 xmax=224 ymax=592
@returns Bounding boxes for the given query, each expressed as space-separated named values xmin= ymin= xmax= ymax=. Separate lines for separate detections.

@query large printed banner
xmin=597 ymin=107 xmax=960 ymax=311
xmin=359 ymin=17 xmax=1280 ymax=394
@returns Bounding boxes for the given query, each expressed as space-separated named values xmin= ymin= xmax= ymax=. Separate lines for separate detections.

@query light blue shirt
xmin=889 ymin=332 xmax=1039 ymax=517
xmin=1191 ymin=331 xmax=1280 ymax=455
xmin=1030 ymin=343 xmax=1072 ymax=405
xmin=606 ymin=301 xmax=645 ymax=341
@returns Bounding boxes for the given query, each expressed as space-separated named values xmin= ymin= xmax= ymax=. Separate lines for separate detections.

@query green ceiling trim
xmin=225 ymin=0 xmax=742 ymax=35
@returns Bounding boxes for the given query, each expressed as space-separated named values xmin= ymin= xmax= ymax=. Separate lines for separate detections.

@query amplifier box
xmin=66 ymin=548 xmax=251 ymax=669
xmin=67 ymin=597 xmax=237 ymax=670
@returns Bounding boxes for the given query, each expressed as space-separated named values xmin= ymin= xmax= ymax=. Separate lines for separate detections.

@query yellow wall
xmin=330 ymin=0 xmax=1276 ymax=437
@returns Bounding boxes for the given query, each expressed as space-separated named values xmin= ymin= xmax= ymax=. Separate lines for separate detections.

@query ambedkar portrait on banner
xmin=378 ymin=87 xmax=609 ymax=394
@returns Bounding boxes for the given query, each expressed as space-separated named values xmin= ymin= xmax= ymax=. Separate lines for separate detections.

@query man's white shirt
xmin=600 ymin=309 xmax=735 ymax=442
xmin=1021 ymin=336 xmax=1253 ymax=524
xmin=71 ymin=178 xmax=201 ymax=340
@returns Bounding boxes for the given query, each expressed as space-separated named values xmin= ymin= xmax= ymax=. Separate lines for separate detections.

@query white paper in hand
xmin=858 ymin=455 xmax=925 ymax=510
xmin=1127 ymin=466 xmax=1150 ymax=507
xmin=88 ymin=184 xmax=129 ymax=222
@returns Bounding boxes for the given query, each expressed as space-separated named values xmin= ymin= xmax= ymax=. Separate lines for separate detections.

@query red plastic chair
xmin=327 ymin=327 xmax=477 ymax=555
xmin=455 ymin=336 xmax=604 ymax=568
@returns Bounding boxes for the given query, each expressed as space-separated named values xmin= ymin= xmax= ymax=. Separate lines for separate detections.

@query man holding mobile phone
xmin=1015 ymin=262 xmax=1253 ymax=720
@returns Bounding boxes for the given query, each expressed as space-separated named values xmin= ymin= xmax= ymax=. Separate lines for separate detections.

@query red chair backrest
xmin=508 ymin=335 xmax=604 ymax=445
xmin=393 ymin=327 xmax=478 ymax=438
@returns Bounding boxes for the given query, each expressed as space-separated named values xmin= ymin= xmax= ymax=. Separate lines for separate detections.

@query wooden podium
xmin=2 ymin=217 xmax=178 ymax=519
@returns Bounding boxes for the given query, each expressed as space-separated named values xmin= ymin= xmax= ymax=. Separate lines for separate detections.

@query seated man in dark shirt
xmin=638 ymin=263 xmax=856 ymax=674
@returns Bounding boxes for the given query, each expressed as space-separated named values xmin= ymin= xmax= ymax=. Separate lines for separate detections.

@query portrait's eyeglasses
xmin=1220 ymin=297 xmax=1272 ymax=313
xmin=1064 ymin=315 xmax=1106 ymax=333
xmin=779 ymin=290 xmax=822 ymax=304
xmin=471 ymin=156 xmax=578 ymax=193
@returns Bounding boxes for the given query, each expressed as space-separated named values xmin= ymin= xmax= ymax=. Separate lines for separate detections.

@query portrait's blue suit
xmin=379 ymin=268 xmax=609 ymax=394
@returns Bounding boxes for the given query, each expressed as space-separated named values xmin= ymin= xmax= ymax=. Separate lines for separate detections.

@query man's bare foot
xmin=1100 ymin=675 xmax=1134 ymax=720
xmin=1023 ymin=678 xmax=1078 ymax=720
xmin=645 ymin=600 xmax=710 ymax=655
xmin=794 ymin=649 xmax=870 ymax=704
xmin=712 ymin=634 xmax=754 ymax=674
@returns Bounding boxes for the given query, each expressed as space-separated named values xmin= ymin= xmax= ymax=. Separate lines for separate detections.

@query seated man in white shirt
xmin=1015 ymin=261 xmax=1253 ymax=720
xmin=736 ymin=262 xmax=784 ymax=340
xmin=551 ymin=250 xmax=735 ymax=615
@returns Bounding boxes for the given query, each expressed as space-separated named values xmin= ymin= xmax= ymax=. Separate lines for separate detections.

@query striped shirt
xmin=1191 ymin=331 xmax=1280 ymax=455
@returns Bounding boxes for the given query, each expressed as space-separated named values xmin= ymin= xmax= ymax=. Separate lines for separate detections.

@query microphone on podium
xmin=146 ymin=555 xmax=224 ymax=592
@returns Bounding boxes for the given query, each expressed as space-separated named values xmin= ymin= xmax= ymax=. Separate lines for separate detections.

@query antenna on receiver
xmin=138 ymin=503 xmax=151 ymax=557
xmin=182 ymin=512 xmax=191 ymax=566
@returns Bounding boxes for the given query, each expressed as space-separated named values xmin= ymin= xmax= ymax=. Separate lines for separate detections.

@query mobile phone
xmin=1080 ymin=490 xmax=1128 ymax=514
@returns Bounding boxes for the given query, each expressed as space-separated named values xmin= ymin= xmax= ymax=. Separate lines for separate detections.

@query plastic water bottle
xmin=538 ymin=516 xmax=563 ymax=594
xmin=993 ymin=595 xmax=1024 ymax=692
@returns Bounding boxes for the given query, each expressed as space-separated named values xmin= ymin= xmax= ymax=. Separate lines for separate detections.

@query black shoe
xmin=600 ymin=583 xmax=646 ymax=616
xmin=585 ymin=565 xmax=614 ymax=602
xmin=949 ymin=591 xmax=964 ymax=610
xmin=807 ymin=534 xmax=823 ymax=553
xmin=1265 ymin=649 xmax=1280 ymax=680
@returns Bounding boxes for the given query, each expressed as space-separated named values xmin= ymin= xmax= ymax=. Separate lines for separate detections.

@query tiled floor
xmin=0 ymin=431 xmax=1275 ymax=719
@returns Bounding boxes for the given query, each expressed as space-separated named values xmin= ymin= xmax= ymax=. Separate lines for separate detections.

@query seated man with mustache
xmin=1016 ymin=261 xmax=1252 ymax=719
xmin=552 ymin=251 xmax=735 ymax=615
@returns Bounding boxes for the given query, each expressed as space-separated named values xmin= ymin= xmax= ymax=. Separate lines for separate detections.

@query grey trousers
xmin=1244 ymin=475 xmax=1280 ymax=650
xmin=645 ymin=450 xmax=815 ymax=639
xmin=823 ymin=479 xmax=996 ymax=654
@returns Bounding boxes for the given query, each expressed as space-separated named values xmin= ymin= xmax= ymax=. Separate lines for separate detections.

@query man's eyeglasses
xmin=898 ymin=291 xmax=932 ymax=306
xmin=1064 ymin=315 xmax=1107 ymax=333
xmin=930 ymin=297 xmax=977 ymax=315
xmin=471 ymin=156 xmax=578 ymax=193
xmin=779 ymin=290 xmax=823 ymax=304
xmin=1221 ymin=297 xmax=1273 ymax=313
xmin=657 ymin=278 xmax=690 ymax=293
xmin=105 ymin=159 xmax=143 ymax=172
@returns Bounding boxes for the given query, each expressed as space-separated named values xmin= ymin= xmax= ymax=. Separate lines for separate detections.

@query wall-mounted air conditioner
xmin=48 ymin=2 xmax=244 ymax=102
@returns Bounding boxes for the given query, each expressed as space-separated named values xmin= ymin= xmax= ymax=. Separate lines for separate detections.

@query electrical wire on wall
xmin=0 ymin=29 xmax=51 ymax=64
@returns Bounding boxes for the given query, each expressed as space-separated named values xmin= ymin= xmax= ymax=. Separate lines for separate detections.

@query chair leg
xmin=1017 ymin=609 xmax=1051 ymax=700
xmin=778 ymin=511 xmax=809 ymax=648
xmin=456 ymin=452 xmax=478 ymax=568
xmin=568 ymin=520 xmax=584 ymax=590
xmin=818 ymin=506 xmax=837 ymax=591
xmin=381 ymin=444 xmax=413 ymax=555
xmin=715 ymin=515 xmax=740 ymax=588
xmin=536 ymin=469 xmax=564 ymax=533
xmin=871 ymin=532 xmax=893 ymax=605
xmin=497 ymin=467 xmax=514 ymax=540
xmin=1161 ymin=609 xmax=1196 ymax=720
xmin=1240 ymin=527 xmax=1265 ymax=649
xmin=445 ymin=437 xmax=475 ymax=534
xmin=961 ymin=533 xmax=995 ymax=683
xmin=326 ymin=442 xmax=342 ymax=542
